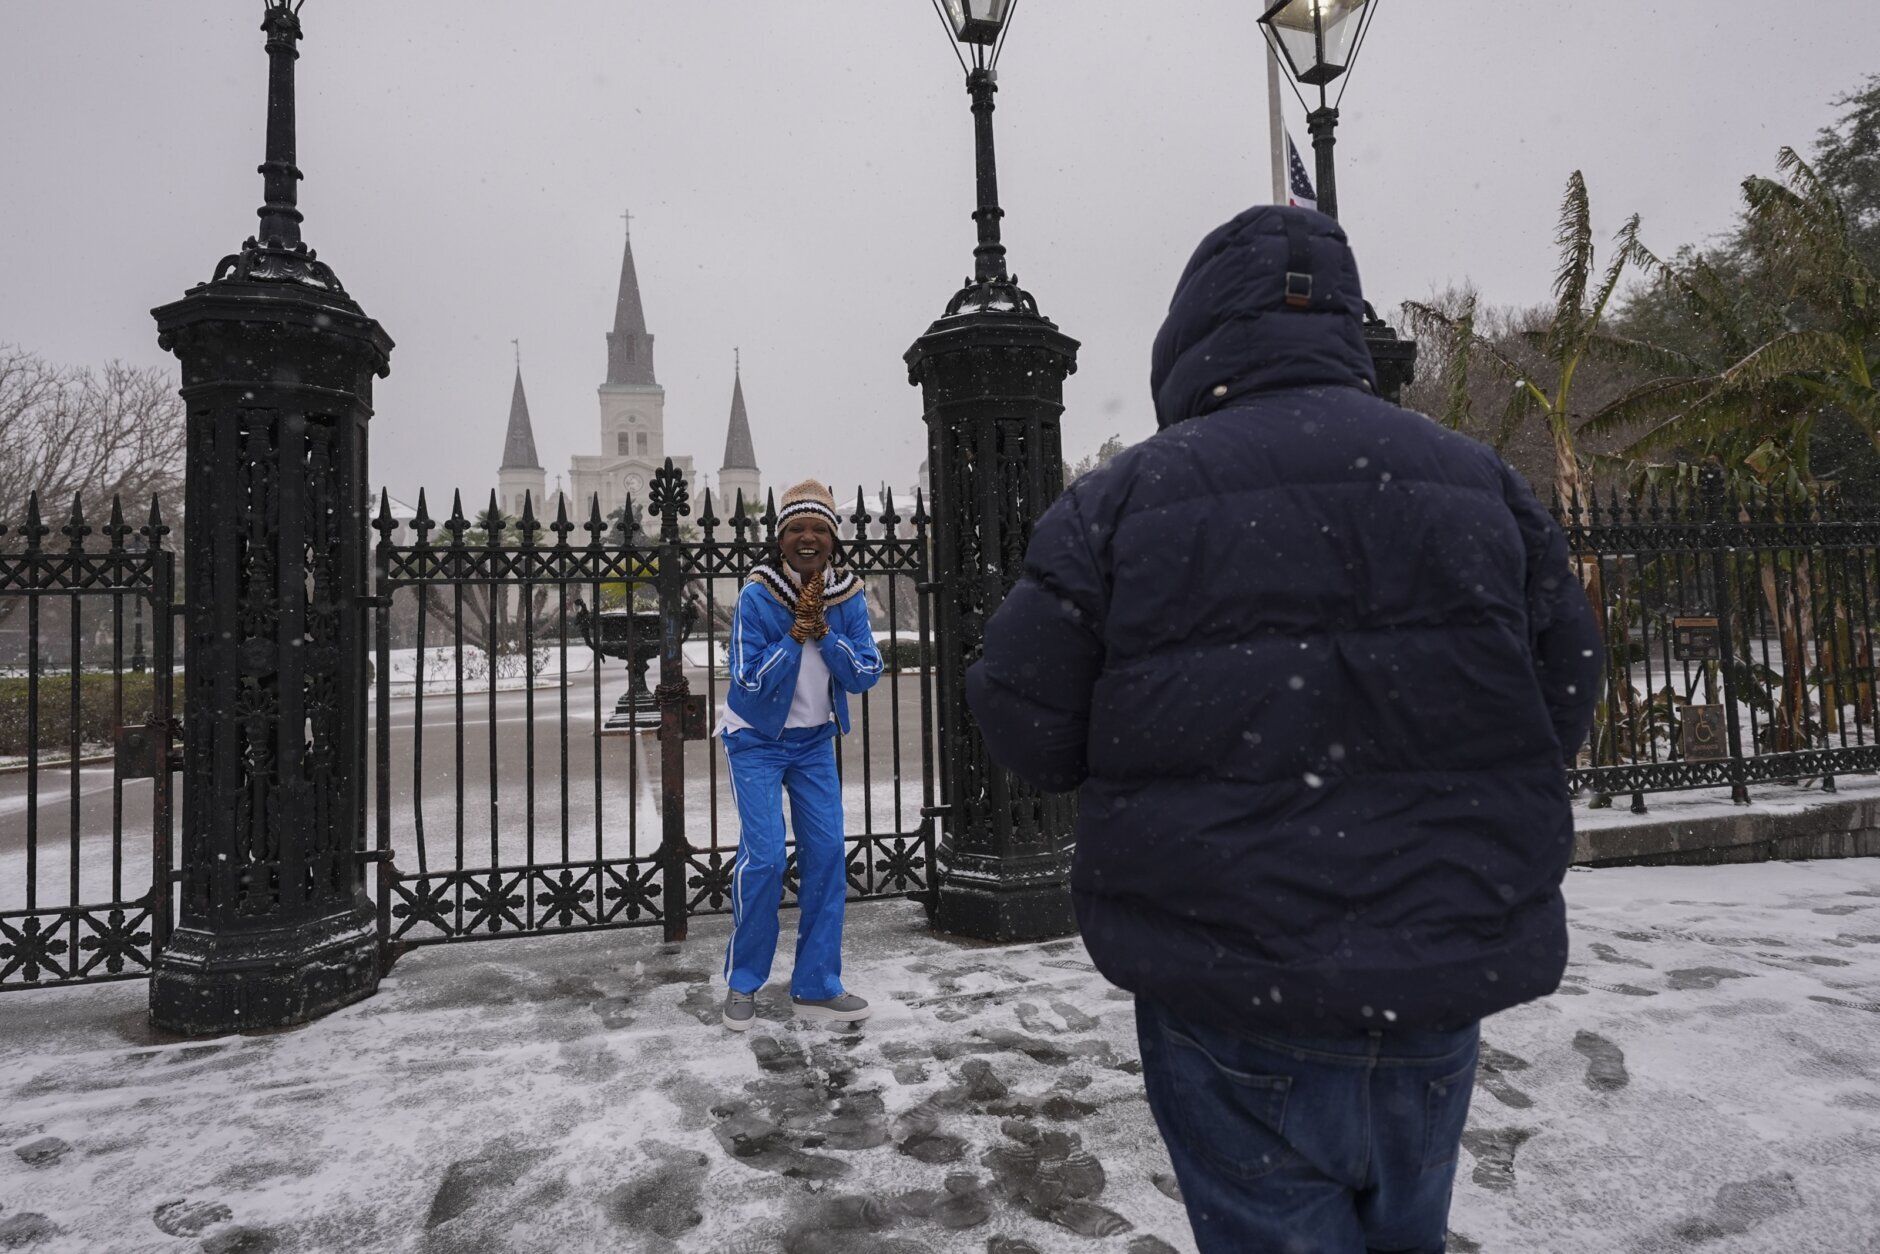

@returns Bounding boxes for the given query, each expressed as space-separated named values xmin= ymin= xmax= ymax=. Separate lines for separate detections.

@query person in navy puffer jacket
xmin=965 ymin=206 xmax=1601 ymax=1254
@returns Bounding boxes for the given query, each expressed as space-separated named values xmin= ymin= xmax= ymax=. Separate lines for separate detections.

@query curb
xmin=1574 ymin=793 xmax=1880 ymax=867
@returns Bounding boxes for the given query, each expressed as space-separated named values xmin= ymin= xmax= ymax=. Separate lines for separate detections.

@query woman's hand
xmin=790 ymin=572 xmax=828 ymax=643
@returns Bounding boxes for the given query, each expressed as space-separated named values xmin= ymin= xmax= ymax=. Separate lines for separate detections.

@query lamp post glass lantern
xmin=943 ymin=0 xmax=1013 ymax=46
xmin=1260 ymin=0 xmax=1373 ymax=87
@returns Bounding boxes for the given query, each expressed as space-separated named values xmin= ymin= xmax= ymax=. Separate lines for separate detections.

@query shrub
xmin=882 ymin=639 xmax=931 ymax=673
xmin=0 ymin=673 xmax=181 ymax=757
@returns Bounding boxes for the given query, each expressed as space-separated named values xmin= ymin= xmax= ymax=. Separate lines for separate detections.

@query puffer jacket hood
xmin=1151 ymin=205 xmax=1376 ymax=429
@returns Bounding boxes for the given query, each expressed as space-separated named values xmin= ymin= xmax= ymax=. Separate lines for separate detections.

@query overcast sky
xmin=2 ymin=1 xmax=1872 ymax=511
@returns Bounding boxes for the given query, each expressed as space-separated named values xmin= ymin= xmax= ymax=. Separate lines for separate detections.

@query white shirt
xmin=716 ymin=636 xmax=834 ymax=737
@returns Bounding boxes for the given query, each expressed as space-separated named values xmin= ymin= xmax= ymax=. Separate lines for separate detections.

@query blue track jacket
xmin=726 ymin=566 xmax=884 ymax=739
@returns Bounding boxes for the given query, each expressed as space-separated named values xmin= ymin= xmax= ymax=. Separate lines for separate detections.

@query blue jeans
xmin=720 ymin=725 xmax=847 ymax=1000
xmin=1135 ymin=997 xmax=1479 ymax=1254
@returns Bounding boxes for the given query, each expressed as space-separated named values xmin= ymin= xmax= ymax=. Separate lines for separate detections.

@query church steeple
xmin=500 ymin=365 xmax=541 ymax=471
xmin=498 ymin=347 xmax=547 ymax=521
xmin=605 ymin=214 xmax=657 ymax=386
xmin=717 ymin=350 xmax=763 ymax=510
xmin=721 ymin=353 xmax=758 ymax=472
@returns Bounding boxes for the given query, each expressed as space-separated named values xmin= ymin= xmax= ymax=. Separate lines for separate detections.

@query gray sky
xmin=2 ymin=1 xmax=1872 ymax=510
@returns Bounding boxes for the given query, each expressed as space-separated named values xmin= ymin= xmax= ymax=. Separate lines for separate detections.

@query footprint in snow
xmin=1572 ymin=1030 xmax=1630 ymax=1091
xmin=1475 ymin=1044 xmax=1535 ymax=1109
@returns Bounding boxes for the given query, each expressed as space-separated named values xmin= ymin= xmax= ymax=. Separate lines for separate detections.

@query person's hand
xmin=790 ymin=572 xmax=828 ymax=643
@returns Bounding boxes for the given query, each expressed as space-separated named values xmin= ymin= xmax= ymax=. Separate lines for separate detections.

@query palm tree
xmin=1405 ymin=171 xmax=1641 ymax=512
xmin=1586 ymin=150 xmax=1878 ymax=478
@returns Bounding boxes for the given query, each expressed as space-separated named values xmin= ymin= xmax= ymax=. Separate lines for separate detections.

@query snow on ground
xmin=1 ymin=862 xmax=1878 ymax=1253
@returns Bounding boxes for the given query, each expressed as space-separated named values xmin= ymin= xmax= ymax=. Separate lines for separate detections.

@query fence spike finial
xmin=63 ymin=492 xmax=90 ymax=551
xmin=372 ymin=489 xmax=397 ymax=547
xmin=517 ymin=490 xmax=540 ymax=546
xmin=549 ymin=493 xmax=574 ymax=549
xmin=24 ymin=492 xmax=46 ymax=552
xmin=106 ymin=496 xmax=129 ymax=551
xmin=584 ymin=494 xmax=607 ymax=547
xmin=144 ymin=496 xmax=169 ymax=544
xmin=445 ymin=489 xmax=470 ymax=546
xmin=483 ymin=489 xmax=506 ymax=544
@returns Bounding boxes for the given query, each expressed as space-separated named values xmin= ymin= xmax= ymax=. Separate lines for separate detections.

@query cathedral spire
xmin=501 ymin=365 xmax=541 ymax=471
xmin=605 ymin=212 xmax=657 ymax=386
xmin=721 ymin=353 xmax=758 ymax=472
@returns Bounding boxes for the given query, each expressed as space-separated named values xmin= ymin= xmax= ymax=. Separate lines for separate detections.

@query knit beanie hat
xmin=776 ymin=480 xmax=840 ymax=531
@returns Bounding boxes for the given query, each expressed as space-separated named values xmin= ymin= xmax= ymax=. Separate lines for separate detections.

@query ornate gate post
xmin=149 ymin=3 xmax=392 ymax=1033
xmin=905 ymin=66 xmax=1082 ymax=943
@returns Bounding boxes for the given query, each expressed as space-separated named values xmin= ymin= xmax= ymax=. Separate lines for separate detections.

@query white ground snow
xmin=1 ymin=860 xmax=1878 ymax=1253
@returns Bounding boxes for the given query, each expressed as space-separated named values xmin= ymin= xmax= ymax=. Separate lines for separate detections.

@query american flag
xmin=1286 ymin=131 xmax=1317 ymax=213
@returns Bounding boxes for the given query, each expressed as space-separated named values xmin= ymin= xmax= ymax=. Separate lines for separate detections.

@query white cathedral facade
xmin=497 ymin=223 xmax=763 ymax=527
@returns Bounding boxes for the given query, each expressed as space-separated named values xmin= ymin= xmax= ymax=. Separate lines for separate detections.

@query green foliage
xmin=1406 ymin=171 xmax=1640 ymax=504
xmin=1592 ymin=150 xmax=1878 ymax=492
xmin=880 ymin=638 xmax=931 ymax=673
xmin=0 ymin=672 xmax=180 ymax=756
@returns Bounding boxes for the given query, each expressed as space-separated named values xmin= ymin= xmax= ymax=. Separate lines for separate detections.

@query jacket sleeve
xmin=1504 ymin=465 xmax=1603 ymax=761
xmin=729 ymin=584 xmax=802 ymax=705
xmin=965 ymin=486 xmax=1109 ymax=792
xmin=819 ymin=596 xmax=884 ymax=694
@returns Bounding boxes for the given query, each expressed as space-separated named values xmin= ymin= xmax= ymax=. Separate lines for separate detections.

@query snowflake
xmin=389 ymin=876 xmax=455 ymax=939
xmin=0 ymin=914 xmax=72 ymax=985
xmin=602 ymin=860 xmax=663 ymax=924
xmin=874 ymin=839 xmax=930 ymax=894
xmin=533 ymin=869 xmax=598 ymax=929
xmin=688 ymin=852 xmax=735 ymax=913
xmin=463 ymin=873 xmax=527 ymax=935
xmin=76 ymin=908 xmax=153 ymax=976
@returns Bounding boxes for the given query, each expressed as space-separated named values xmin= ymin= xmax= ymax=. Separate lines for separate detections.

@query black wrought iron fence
xmin=0 ymin=495 xmax=177 ymax=992
xmin=370 ymin=462 xmax=936 ymax=964
xmin=1563 ymin=478 xmax=1880 ymax=810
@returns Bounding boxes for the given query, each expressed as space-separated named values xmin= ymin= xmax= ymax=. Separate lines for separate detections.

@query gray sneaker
xmin=723 ymin=989 xmax=757 ymax=1032
xmin=792 ymin=992 xmax=872 ymax=1024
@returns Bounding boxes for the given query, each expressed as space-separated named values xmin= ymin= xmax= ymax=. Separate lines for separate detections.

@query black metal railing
xmin=1563 ymin=478 xmax=1880 ymax=809
xmin=0 ymin=494 xmax=176 ymax=992
xmin=370 ymin=461 xmax=936 ymax=961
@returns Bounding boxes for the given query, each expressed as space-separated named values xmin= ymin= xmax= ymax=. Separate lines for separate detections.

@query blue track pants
xmin=720 ymin=724 xmax=848 ymax=1000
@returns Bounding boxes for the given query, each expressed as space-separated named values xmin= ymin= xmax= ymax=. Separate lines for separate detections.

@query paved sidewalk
xmin=1 ymin=860 xmax=1878 ymax=1253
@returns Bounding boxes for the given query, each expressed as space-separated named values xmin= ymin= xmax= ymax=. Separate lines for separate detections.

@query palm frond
xmin=1551 ymin=171 xmax=1594 ymax=356
xmin=1617 ymin=387 xmax=1771 ymax=458
xmin=1721 ymin=329 xmax=1855 ymax=391
xmin=1579 ymin=332 xmax=1710 ymax=377
xmin=1580 ymin=375 xmax=1724 ymax=439
xmin=1588 ymin=214 xmax=1642 ymax=329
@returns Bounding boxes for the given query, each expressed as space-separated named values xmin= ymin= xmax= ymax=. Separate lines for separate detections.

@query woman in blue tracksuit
xmin=718 ymin=480 xmax=883 ymax=1031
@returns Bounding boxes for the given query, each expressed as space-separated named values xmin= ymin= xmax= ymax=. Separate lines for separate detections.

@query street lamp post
xmin=1258 ymin=0 xmax=1418 ymax=402
xmin=908 ymin=0 xmax=1081 ymax=942
xmin=149 ymin=1 xmax=391 ymax=1034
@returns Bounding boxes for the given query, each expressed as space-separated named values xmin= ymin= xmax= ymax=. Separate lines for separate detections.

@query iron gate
xmin=0 ymin=496 xmax=177 ymax=991
xmin=371 ymin=464 xmax=937 ymax=963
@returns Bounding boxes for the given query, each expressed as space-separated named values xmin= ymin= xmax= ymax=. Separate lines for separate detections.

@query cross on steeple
xmin=511 ymin=338 xmax=520 ymax=369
